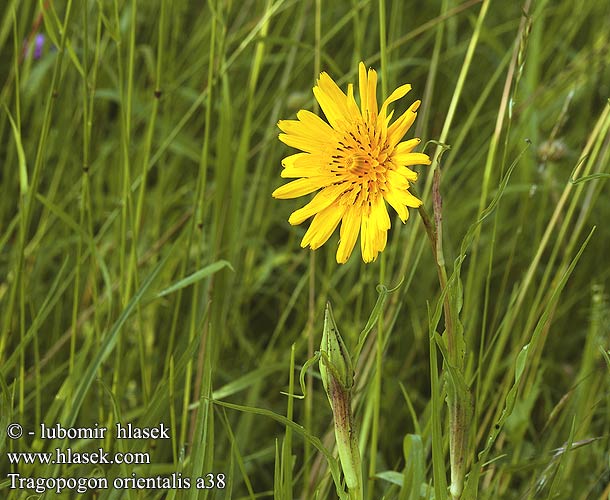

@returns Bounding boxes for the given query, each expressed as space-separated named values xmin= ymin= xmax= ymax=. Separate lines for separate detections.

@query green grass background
xmin=1 ymin=0 xmax=609 ymax=498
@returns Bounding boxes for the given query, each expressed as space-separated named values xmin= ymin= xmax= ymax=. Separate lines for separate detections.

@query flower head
xmin=34 ymin=34 xmax=45 ymax=59
xmin=273 ymin=62 xmax=430 ymax=264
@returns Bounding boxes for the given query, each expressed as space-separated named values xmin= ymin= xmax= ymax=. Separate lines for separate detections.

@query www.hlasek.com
xmin=5 ymin=422 xmax=226 ymax=495
xmin=7 ymin=447 xmax=150 ymax=465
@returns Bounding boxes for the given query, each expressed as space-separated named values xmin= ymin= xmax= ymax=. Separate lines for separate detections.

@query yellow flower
xmin=273 ymin=62 xmax=430 ymax=264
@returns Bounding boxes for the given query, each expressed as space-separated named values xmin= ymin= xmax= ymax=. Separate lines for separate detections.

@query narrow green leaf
xmin=354 ymin=284 xmax=390 ymax=365
xmin=217 ymin=408 xmax=256 ymax=500
xmin=212 ymin=398 xmax=348 ymax=500
xmin=0 ymin=370 xmax=12 ymax=454
xmin=463 ymin=227 xmax=595 ymax=498
xmin=65 ymin=247 xmax=172 ymax=427
xmin=274 ymin=439 xmax=282 ymax=498
xmin=156 ymin=260 xmax=233 ymax=298
xmin=402 ymin=434 xmax=425 ymax=500
xmin=376 ymin=470 xmax=404 ymax=487
xmin=3 ymin=104 xmax=28 ymax=195
xmin=428 ymin=304 xmax=448 ymax=500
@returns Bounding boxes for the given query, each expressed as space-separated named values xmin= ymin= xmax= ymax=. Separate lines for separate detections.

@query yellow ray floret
xmin=273 ymin=62 xmax=431 ymax=264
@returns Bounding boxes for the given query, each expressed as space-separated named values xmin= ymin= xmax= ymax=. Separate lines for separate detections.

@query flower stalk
xmin=448 ymin=387 xmax=470 ymax=499
xmin=319 ymin=302 xmax=362 ymax=500
xmin=418 ymin=167 xmax=472 ymax=499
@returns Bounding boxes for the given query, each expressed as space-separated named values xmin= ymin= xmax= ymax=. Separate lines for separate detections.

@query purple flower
xmin=34 ymin=33 xmax=45 ymax=59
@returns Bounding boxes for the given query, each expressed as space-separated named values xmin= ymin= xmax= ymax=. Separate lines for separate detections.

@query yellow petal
xmin=393 ymin=152 xmax=431 ymax=167
xmin=360 ymin=210 xmax=386 ymax=263
xmin=370 ymin=195 xmax=391 ymax=232
xmin=391 ymin=166 xmax=418 ymax=182
xmin=295 ymin=110 xmax=336 ymax=138
xmin=346 ymin=83 xmax=361 ymax=118
xmin=279 ymin=133 xmax=324 ymax=154
xmin=336 ymin=204 xmax=361 ymax=264
xmin=384 ymin=188 xmax=409 ymax=223
xmin=281 ymin=153 xmax=326 ymax=178
xmin=386 ymin=185 xmax=422 ymax=210
xmin=361 ymin=196 xmax=390 ymax=262
xmin=360 ymin=216 xmax=373 ymax=263
xmin=313 ymin=72 xmax=355 ymax=129
xmin=366 ymin=67 xmax=378 ymax=123
xmin=272 ymin=177 xmax=328 ymax=199
xmin=379 ymin=83 xmax=411 ymax=121
xmin=394 ymin=138 xmax=421 ymax=155
xmin=403 ymin=190 xmax=422 ymax=208
xmin=301 ymin=202 xmax=346 ymax=249
xmin=278 ymin=113 xmax=336 ymax=148
xmin=358 ymin=62 xmax=368 ymax=118
xmin=288 ymin=184 xmax=348 ymax=225
xmin=281 ymin=153 xmax=308 ymax=168
xmin=379 ymin=227 xmax=388 ymax=253
xmin=387 ymin=101 xmax=420 ymax=147
xmin=386 ymin=169 xmax=410 ymax=190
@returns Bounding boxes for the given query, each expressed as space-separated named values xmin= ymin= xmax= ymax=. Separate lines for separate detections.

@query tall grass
xmin=1 ymin=1 xmax=609 ymax=499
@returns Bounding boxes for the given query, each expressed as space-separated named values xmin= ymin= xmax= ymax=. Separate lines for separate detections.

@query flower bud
xmin=319 ymin=302 xmax=361 ymax=497
xmin=320 ymin=302 xmax=353 ymax=394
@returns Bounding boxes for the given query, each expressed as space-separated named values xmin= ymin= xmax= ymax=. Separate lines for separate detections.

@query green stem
xmin=332 ymin=384 xmax=362 ymax=500
xmin=418 ymin=174 xmax=470 ymax=500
